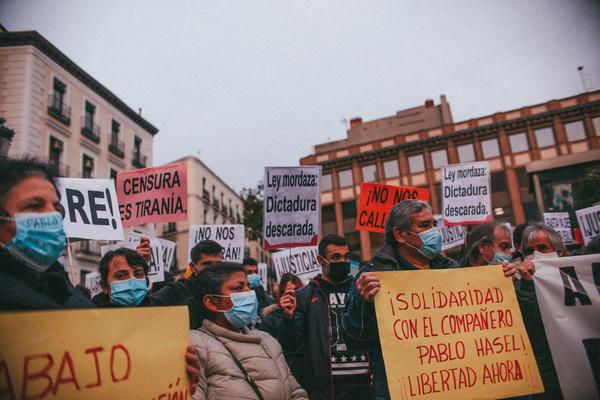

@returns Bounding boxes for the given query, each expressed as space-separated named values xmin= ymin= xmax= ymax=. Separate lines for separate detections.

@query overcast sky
xmin=2 ymin=1 xmax=599 ymax=191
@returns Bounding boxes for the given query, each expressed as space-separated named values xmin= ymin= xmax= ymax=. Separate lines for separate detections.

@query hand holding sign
xmin=136 ymin=236 xmax=152 ymax=263
xmin=356 ymin=272 xmax=381 ymax=303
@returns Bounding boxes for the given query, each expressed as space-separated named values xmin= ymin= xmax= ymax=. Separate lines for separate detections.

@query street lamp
xmin=0 ymin=118 xmax=15 ymax=158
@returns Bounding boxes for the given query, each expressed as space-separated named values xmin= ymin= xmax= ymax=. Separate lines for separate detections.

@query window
xmin=361 ymin=164 xmax=377 ymax=182
xmin=82 ymin=155 xmax=94 ymax=178
xmin=48 ymin=136 xmax=63 ymax=169
xmin=166 ymin=222 xmax=177 ymax=233
xmin=110 ymin=168 xmax=118 ymax=181
xmin=322 ymin=204 xmax=337 ymax=234
xmin=52 ymin=78 xmax=66 ymax=111
xmin=383 ymin=159 xmax=399 ymax=178
xmin=593 ymin=116 xmax=600 ymax=136
xmin=457 ymin=143 xmax=475 ymax=162
xmin=338 ymin=169 xmax=353 ymax=188
xmin=111 ymin=120 xmax=120 ymax=143
xmin=509 ymin=133 xmax=529 ymax=153
xmin=203 ymin=209 xmax=208 ymax=224
xmin=84 ymin=102 xmax=95 ymax=129
xmin=491 ymin=172 xmax=507 ymax=192
xmin=431 ymin=149 xmax=448 ymax=169
xmin=564 ymin=121 xmax=586 ymax=142
xmin=134 ymin=136 xmax=142 ymax=155
xmin=534 ymin=127 xmax=555 ymax=148
xmin=322 ymin=174 xmax=332 ymax=191
xmin=408 ymin=154 xmax=425 ymax=173
xmin=481 ymin=138 xmax=500 ymax=159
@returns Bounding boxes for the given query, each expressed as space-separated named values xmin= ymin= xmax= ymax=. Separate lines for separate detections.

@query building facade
xmin=158 ymin=156 xmax=269 ymax=273
xmin=0 ymin=29 xmax=158 ymax=282
xmin=300 ymin=92 xmax=600 ymax=260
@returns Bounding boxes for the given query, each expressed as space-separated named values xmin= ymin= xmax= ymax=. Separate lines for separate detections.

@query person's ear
xmin=317 ymin=254 xmax=326 ymax=265
xmin=203 ymin=295 xmax=220 ymax=313
xmin=393 ymin=227 xmax=408 ymax=244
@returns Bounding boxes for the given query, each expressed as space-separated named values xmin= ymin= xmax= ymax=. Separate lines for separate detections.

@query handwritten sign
xmin=116 ymin=162 xmax=188 ymax=228
xmin=374 ymin=266 xmax=543 ymax=399
xmin=356 ymin=183 xmax=430 ymax=233
xmin=543 ymin=212 xmax=574 ymax=244
xmin=575 ymin=205 xmax=600 ymax=245
xmin=271 ymin=246 xmax=321 ymax=282
xmin=263 ymin=166 xmax=321 ymax=250
xmin=434 ymin=215 xmax=466 ymax=251
xmin=128 ymin=233 xmax=166 ymax=284
xmin=0 ymin=307 xmax=189 ymax=399
xmin=258 ymin=262 xmax=268 ymax=291
xmin=533 ymin=255 xmax=600 ymax=400
xmin=56 ymin=178 xmax=124 ymax=240
xmin=442 ymin=162 xmax=492 ymax=226
xmin=188 ymin=225 xmax=244 ymax=263
xmin=84 ymin=271 xmax=102 ymax=298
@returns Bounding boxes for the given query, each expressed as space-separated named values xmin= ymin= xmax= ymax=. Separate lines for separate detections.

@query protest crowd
xmin=1 ymin=155 xmax=599 ymax=400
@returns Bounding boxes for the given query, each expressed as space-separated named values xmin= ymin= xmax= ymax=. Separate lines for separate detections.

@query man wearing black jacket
xmin=261 ymin=234 xmax=371 ymax=400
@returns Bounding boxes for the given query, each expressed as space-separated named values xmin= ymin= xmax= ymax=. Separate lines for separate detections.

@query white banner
xmin=533 ymin=255 xmax=600 ymax=400
xmin=442 ymin=161 xmax=492 ymax=226
xmin=56 ymin=178 xmax=124 ymax=240
xmin=84 ymin=271 xmax=102 ymax=298
xmin=263 ymin=166 xmax=321 ymax=250
xmin=188 ymin=224 xmax=244 ymax=263
xmin=159 ymin=238 xmax=176 ymax=272
xmin=576 ymin=205 xmax=600 ymax=245
xmin=434 ymin=214 xmax=466 ymax=251
xmin=128 ymin=232 xmax=165 ymax=284
xmin=271 ymin=246 xmax=321 ymax=282
xmin=258 ymin=262 xmax=268 ymax=291
xmin=544 ymin=212 xmax=574 ymax=244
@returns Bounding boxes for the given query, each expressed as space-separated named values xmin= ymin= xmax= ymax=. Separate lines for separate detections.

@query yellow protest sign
xmin=0 ymin=306 xmax=190 ymax=400
xmin=374 ymin=265 xmax=544 ymax=400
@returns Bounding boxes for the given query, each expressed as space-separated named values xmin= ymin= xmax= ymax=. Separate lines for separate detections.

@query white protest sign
xmin=56 ymin=178 xmax=124 ymax=240
xmin=271 ymin=246 xmax=321 ymax=282
xmin=575 ymin=205 xmax=600 ymax=245
xmin=442 ymin=161 xmax=492 ymax=226
xmin=434 ymin=214 xmax=466 ymax=251
xmin=159 ymin=238 xmax=176 ymax=272
xmin=544 ymin=212 xmax=574 ymax=244
xmin=188 ymin=225 xmax=245 ymax=263
xmin=84 ymin=271 xmax=102 ymax=298
xmin=263 ymin=166 xmax=321 ymax=250
xmin=533 ymin=254 xmax=600 ymax=400
xmin=128 ymin=232 xmax=165 ymax=283
xmin=258 ymin=262 xmax=268 ymax=291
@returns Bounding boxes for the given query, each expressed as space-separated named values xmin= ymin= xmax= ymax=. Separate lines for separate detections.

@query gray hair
xmin=385 ymin=200 xmax=432 ymax=245
xmin=521 ymin=223 xmax=564 ymax=255
xmin=459 ymin=223 xmax=512 ymax=266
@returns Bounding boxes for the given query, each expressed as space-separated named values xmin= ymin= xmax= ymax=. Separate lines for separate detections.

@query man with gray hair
xmin=340 ymin=200 xmax=456 ymax=399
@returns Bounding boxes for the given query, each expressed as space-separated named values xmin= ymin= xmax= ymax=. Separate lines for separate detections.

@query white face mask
xmin=526 ymin=251 xmax=559 ymax=261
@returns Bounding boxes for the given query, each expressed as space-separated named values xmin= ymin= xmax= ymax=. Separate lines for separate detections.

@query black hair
xmin=98 ymin=247 xmax=149 ymax=286
xmin=278 ymin=273 xmax=303 ymax=299
xmin=318 ymin=234 xmax=347 ymax=257
xmin=459 ymin=223 xmax=497 ymax=266
xmin=189 ymin=240 xmax=223 ymax=264
xmin=191 ymin=262 xmax=245 ymax=321
xmin=513 ymin=223 xmax=529 ymax=250
xmin=242 ymin=257 xmax=258 ymax=266
xmin=0 ymin=157 xmax=58 ymax=211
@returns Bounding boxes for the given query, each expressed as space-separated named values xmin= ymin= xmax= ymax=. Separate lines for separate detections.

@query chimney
xmin=424 ymin=99 xmax=434 ymax=108
xmin=350 ymin=117 xmax=363 ymax=129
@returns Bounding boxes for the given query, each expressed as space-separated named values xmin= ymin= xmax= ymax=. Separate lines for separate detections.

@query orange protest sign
xmin=374 ymin=266 xmax=544 ymax=400
xmin=356 ymin=183 xmax=430 ymax=233
xmin=0 ymin=307 xmax=190 ymax=400
xmin=116 ymin=162 xmax=187 ymax=227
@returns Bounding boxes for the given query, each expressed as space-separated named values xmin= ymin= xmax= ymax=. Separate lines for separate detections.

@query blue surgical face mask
xmin=213 ymin=291 xmax=259 ymax=329
xmin=110 ymin=278 xmax=148 ymax=306
xmin=247 ymin=273 xmax=261 ymax=290
xmin=408 ymin=227 xmax=443 ymax=259
xmin=491 ymin=251 xmax=512 ymax=264
xmin=1 ymin=211 xmax=66 ymax=273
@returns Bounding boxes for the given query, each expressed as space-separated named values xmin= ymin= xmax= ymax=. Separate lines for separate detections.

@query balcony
xmin=47 ymin=94 xmax=71 ymax=125
xmin=164 ymin=222 xmax=177 ymax=234
xmin=132 ymin=150 xmax=147 ymax=168
xmin=202 ymin=189 xmax=210 ymax=203
xmin=220 ymin=202 xmax=228 ymax=216
xmin=212 ymin=198 xmax=220 ymax=211
xmin=81 ymin=117 xmax=101 ymax=143
xmin=108 ymin=135 xmax=125 ymax=158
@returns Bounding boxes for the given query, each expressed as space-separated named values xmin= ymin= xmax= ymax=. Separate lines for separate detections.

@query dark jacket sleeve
xmin=149 ymin=279 xmax=193 ymax=306
xmin=260 ymin=309 xmax=301 ymax=352
xmin=341 ymin=266 xmax=379 ymax=350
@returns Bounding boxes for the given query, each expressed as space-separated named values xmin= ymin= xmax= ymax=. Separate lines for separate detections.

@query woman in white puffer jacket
xmin=189 ymin=262 xmax=308 ymax=400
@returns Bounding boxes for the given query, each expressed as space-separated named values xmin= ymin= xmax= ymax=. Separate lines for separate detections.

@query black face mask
xmin=326 ymin=261 xmax=350 ymax=283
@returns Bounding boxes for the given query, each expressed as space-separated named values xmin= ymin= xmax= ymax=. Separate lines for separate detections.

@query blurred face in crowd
xmin=194 ymin=252 xmax=223 ymax=271
xmin=0 ymin=176 xmax=62 ymax=245
xmin=102 ymin=255 xmax=147 ymax=295
xmin=524 ymin=230 xmax=563 ymax=256
xmin=492 ymin=226 xmax=512 ymax=256
xmin=394 ymin=208 xmax=435 ymax=250
xmin=319 ymin=243 xmax=350 ymax=279
xmin=243 ymin=264 xmax=258 ymax=275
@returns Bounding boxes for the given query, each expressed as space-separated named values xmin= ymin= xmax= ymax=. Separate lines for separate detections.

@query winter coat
xmin=341 ymin=244 xmax=457 ymax=400
xmin=0 ymin=248 xmax=95 ymax=311
xmin=149 ymin=278 xmax=204 ymax=328
xmin=189 ymin=319 xmax=308 ymax=400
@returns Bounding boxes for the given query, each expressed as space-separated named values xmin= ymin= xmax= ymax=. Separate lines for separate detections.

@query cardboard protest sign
xmin=575 ymin=205 xmax=600 ymax=245
xmin=543 ymin=212 xmax=574 ymax=244
xmin=258 ymin=262 xmax=268 ymax=291
xmin=188 ymin=225 xmax=244 ymax=263
xmin=0 ymin=307 xmax=189 ymax=399
xmin=128 ymin=232 xmax=165 ymax=283
xmin=263 ymin=166 xmax=321 ymax=250
xmin=434 ymin=215 xmax=466 ymax=251
xmin=356 ymin=183 xmax=430 ymax=233
xmin=56 ymin=178 xmax=124 ymax=240
xmin=84 ymin=271 xmax=102 ymax=298
xmin=533 ymin=255 xmax=600 ymax=400
xmin=374 ymin=265 xmax=543 ymax=400
xmin=116 ymin=162 xmax=187 ymax=228
xmin=271 ymin=246 xmax=321 ymax=282
xmin=442 ymin=162 xmax=492 ymax=226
